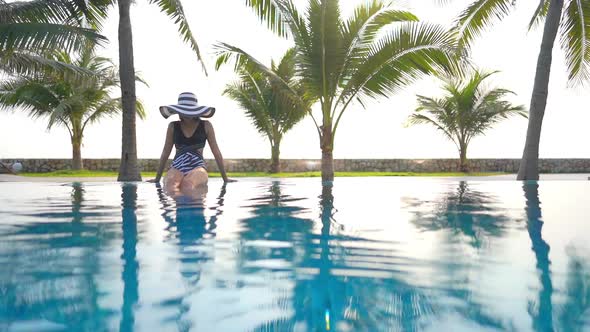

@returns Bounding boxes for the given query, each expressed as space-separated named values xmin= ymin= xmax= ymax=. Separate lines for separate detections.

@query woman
xmin=149 ymin=92 xmax=235 ymax=194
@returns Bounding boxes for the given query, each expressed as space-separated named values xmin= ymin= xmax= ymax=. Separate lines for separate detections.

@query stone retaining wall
xmin=2 ymin=158 xmax=590 ymax=173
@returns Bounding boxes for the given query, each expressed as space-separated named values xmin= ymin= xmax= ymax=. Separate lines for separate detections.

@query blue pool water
xmin=0 ymin=178 xmax=589 ymax=332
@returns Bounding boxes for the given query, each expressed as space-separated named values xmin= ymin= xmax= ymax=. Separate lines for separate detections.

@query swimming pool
xmin=0 ymin=178 xmax=588 ymax=331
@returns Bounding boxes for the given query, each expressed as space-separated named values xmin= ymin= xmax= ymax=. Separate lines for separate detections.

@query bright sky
xmin=1 ymin=0 xmax=588 ymax=160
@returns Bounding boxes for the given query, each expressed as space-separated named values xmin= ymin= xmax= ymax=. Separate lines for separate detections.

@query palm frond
xmin=148 ymin=0 xmax=207 ymax=74
xmin=560 ymin=0 xmax=590 ymax=85
xmin=0 ymin=43 xmax=143 ymax=137
xmin=408 ymin=69 xmax=525 ymax=149
xmin=454 ymin=0 xmax=515 ymax=51
xmin=0 ymin=77 xmax=59 ymax=115
xmin=342 ymin=22 xmax=458 ymax=104
xmin=220 ymin=46 xmax=309 ymax=142
xmin=214 ymin=42 xmax=307 ymax=111
xmin=475 ymin=88 xmax=527 ymax=118
xmin=0 ymin=23 xmax=106 ymax=53
xmin=528 ymin=0 xmax=551 ymax=30
xmin=224 ymin=79 xmax=274 ymax=136
xmin=0 ymin=0 xmax=108 ymax=78
xmin=135 ymin=98 xmax=146 ymax=119
xmin=75 ymin=0 xmax=113 ymax=30
xmin=0 ymin=50 xmax=97 ymax=77
xmin=81 ymin=97 xmax=116 ymax=128
xmin=450 ymin=69 xmax=497 ymax=115
xmin=342 ymin=1 xmax=418 ymax=46
xmin=432 ymin=0 xmax=454 ymax=5
xmin=47 ymin=97 xmax=80 ymax=129
xmin=134 ymin=72 xmax=149 ymax=88
xmin=275 ymin=47 xmax=297 ymax=80
xmin=305 ymin=0 xmax=344 ymax=102
xmin=244 ymin=0 xmax=290 ymax=37
xmin=0 ymin=0 xmax=89 ymax=24
xmin=408 ymin=113 xmax=457 ymax=144
xmin=0 ymin=0 xmax=112 ymax=32
xmin=338 ymin=1 xmax=419 ymax=100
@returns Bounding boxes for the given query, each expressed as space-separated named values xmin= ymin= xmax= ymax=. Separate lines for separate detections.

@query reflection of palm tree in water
xmin=523 ymin=183 xmax=554 ymax=331
xmin=316 ymin=183 xmax=338 ymax=331
xmin=406 ymin=182 xmax=514 ymax=330
xmin=236 ymin=181 xmax=314 ymax=331
xmin=0 ymin=183 xmax=113 ymax=331
xmin=557 ymin=249 xmax=590 ymax=331
xmin=317 ymin=185 xmax=437 ymax=332
xmin=236 ymin=181 xmax=342 ymax=331
xmin=521 ymin=183 xmax=590 ymax=331
xmin=238 ymin=181 xmax=312 ymax=254
xmin=71 ymin=182 xmax=84 ymax=224
xmin=244 ymin=183 xmax=434 ymax=332
xmin=120 ymin=183 xmax=139 ymax=332
xmin=410 ymin=181 xmax=509 ymax=248
xmin=304 ymin=185 xmax=440 ymax=331
xmin=70 ymin=182 xmax=109 ymax=331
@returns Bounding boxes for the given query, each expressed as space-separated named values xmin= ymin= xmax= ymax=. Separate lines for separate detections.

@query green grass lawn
xmin=20 ymin=170 xmax=509 ymax=178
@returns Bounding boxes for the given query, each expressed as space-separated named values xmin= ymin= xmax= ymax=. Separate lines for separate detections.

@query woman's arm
xmin=149 ymin=122 xmax=174 ymax=183
xmin=205 ymin=121 xmax=235 ymax=183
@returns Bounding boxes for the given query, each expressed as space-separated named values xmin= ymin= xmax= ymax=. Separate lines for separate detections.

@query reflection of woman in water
xmin=151 ymin=182 xmax=228 ymax=328
xmin=148 ymin=92 xmax=235 ymax=196
xmin=156 ymin=182 xmax=226 ymax=281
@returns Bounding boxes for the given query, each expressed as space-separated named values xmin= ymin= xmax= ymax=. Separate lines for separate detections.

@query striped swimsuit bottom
xmin=171 ymin=144 xmax=207 ymax=175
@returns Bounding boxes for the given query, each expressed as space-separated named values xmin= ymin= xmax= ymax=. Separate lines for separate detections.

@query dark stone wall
xmin=2 ymin=158 xmax=590 ymax=173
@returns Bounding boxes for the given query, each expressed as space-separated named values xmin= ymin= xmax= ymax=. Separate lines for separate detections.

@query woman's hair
xmin=179 ymin=115 xmax=199 ymax=122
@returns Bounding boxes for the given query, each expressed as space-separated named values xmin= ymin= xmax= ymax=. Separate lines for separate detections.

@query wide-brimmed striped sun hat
xmin=159 ymin=92 xmax=216 ymax=119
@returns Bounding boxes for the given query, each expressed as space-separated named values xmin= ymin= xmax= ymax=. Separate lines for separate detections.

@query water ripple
xmin=0 ymin=180 xmax=588 ymax=331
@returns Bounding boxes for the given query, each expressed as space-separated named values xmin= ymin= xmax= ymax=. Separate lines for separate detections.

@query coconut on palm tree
xmin=222 ymin=0 xmax=459 ymax=182
xmin=408 ymin=70 xmax=526 ymax=172
xmin=442 ymin=0 xmax=590 ymax=179
xmin=0 ymin=46 xmax=145 ymax=170
xmin=0 ymin=0 xmax=107 ymax=76
xmin=220 ymin=48 xmax=310 ymax=173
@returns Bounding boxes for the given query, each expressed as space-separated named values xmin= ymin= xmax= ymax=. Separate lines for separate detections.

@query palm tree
xmin=0 ymin=0 xmax=107 ymax=76
xmin=219 ymin=0 xmax=459 ymax=182
xmin=81 ymin=0 xmax=206 ymax=182
xmin=440 ymin=0 xmax=590 ymax=179
xmin=44 ymin=0 xmax=207 ymax=180
xmin=116 ymin=0 xmax=140 ymax=182
xmin=408 ymin=70 xmax=526 ymax=172
xmin=220 ymin=48 xmax=310 ymax=173
xmin=0 ymin=46 xmax=145 ymax=170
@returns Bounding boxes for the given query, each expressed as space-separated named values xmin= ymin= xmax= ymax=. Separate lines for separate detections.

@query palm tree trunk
xmin=270 ymin=143 xmax=281 ymax=173
xmin=459 ymin=144 xmax=468 ymax=173
xmin=321 ymin=125 xmax=334 ymax=182
xmin=117 ymin=0 xmax=141 ymax=182
xmin=517 ymin=0 xmax=564 ymax=181
xmin=72 ymin=138 xmax=83 ymax=170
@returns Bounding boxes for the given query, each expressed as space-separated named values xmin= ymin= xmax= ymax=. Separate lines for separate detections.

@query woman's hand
xmin=146 ymin=178 xmax=160 ymax=184
xmin=224 ymin=178 xmax=237 ymax=183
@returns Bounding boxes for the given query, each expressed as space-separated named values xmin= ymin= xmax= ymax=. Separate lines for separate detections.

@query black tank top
xmin=173 ymin=121 xmax=207 ymax=149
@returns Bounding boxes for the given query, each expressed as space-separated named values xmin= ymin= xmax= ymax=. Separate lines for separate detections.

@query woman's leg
xmin=180 ymin=167 xmax=208 ymax=194
xmin=163 ymin=168 xmax=184 ymax=195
